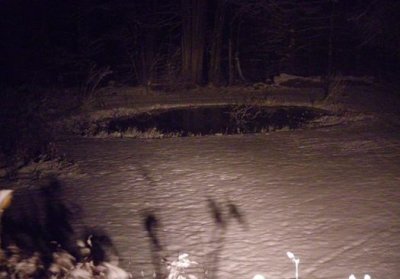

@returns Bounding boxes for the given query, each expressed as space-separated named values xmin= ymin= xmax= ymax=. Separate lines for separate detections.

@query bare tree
xmin=208 ymin=0 xmax=226 ymax=85
xmin=181 ymin=0 xmax=208 ymax=85
xmin=350 ymin=0 xmax=400 ymax=80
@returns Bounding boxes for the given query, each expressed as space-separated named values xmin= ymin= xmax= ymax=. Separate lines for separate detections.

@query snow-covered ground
xmin=58 ymin=118 xmax=400 ymax=279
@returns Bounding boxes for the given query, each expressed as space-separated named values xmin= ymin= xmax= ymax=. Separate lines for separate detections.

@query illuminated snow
xmin=60 ymin=120 xmax=400 ymax=279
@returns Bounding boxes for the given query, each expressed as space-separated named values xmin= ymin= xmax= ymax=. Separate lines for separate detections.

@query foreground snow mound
xmin=0 ymin=246 xmax=131 ymax=279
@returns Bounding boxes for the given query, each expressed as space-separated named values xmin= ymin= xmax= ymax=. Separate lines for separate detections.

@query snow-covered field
xmin=58 ymin=118 xmax=400 ymax=279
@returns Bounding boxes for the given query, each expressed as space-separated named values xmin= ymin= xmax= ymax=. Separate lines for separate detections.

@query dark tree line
xmin=1 ymin=0 xmax=399 ymax=88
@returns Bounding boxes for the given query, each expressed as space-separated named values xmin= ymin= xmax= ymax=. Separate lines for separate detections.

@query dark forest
xmin=1 ymin=0 xmax=399 ymax=88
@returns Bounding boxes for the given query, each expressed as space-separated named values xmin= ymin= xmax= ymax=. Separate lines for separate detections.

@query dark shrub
xmin=0 ymin=87 xmax=54 ymax=172
xmin=0 ymin=177 xmax=80 ymax=267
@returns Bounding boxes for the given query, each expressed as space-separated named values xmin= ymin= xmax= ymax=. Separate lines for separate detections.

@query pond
xmin=90 ymin=105 xmax=327 ymax=137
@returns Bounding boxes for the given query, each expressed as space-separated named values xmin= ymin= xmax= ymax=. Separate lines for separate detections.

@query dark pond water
xmin=101 ymin=105 xmax=327 ymax=136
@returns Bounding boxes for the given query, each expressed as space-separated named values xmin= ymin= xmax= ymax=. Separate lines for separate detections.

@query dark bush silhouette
xmin=0 ymin=177 xmax=79 ymax=267
xmin=81 ymin=227 xmax=120 ymax=266
xmin=0 ymin=88 xmax=54 ymax=173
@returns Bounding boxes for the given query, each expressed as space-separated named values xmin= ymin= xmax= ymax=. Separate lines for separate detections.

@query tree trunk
xmin=141 ymin=0 xmax=158 ymax=87
xmin=142 ymin=30 xmax=155 ymax=86
xmin=209 ymin=0 xmax=225 ymax=85
xmin=235 ymin=21 xmax=246 ymax=82
xmin=228 ymin=37 xmax=234 ymax=85
xmin=181 ymin=0 xmax=207 ymax=85
xmin=325 ymin=0 xmax=336 ymax=98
